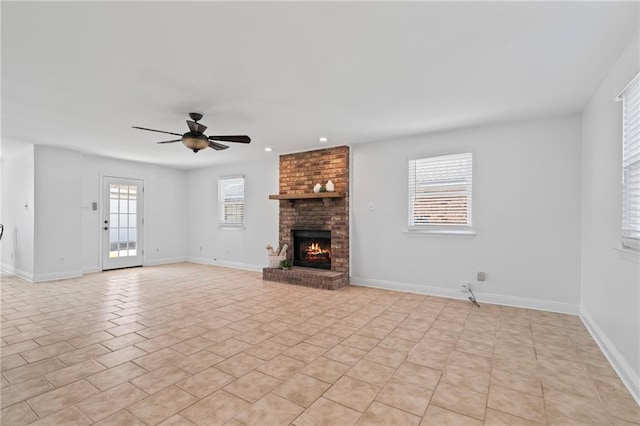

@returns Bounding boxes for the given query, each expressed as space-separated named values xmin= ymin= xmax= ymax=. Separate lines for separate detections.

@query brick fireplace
xmin=263 ymin=146 xmax=349 ymax=290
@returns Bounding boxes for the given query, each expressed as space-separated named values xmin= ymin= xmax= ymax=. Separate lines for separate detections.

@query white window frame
xmin=407 ymin=152 xmax=474 ymax=236
xmin=218 ymin=175 xmax=245 ymax=229
xmin=618 ymin=72 xmax=640 ymax=251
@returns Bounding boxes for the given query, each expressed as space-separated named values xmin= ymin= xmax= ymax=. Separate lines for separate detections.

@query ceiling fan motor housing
xmin=189 ymin=112 xmax=203 ymax=122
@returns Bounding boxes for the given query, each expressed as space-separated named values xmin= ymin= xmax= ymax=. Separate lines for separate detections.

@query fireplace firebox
xmin=293 ymin=230 xmax=331 ymax=270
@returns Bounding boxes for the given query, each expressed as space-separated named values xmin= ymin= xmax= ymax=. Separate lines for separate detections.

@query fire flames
xmin=305 ymin=242 xmax=331 ymax=260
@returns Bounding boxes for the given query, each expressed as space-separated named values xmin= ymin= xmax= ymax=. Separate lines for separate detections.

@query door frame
xmin=100 ymin=175 xmax=145 ymax=271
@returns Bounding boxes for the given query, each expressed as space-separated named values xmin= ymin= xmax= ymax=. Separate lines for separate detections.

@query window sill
xmin=404 ymin=229 xmax=476 ymax=238
xmin=218 ymin=224 xmax=245 ymax=231
xmin=615 ymin=246 xmax=640 ymax=263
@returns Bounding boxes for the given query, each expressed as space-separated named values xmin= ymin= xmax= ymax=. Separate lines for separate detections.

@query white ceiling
xmin=2 ymin=1 xmax=638 ymax=170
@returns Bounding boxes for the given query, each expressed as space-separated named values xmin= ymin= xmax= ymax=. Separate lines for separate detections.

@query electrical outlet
xmin=460 ymin=282 xmax=470 ymax=292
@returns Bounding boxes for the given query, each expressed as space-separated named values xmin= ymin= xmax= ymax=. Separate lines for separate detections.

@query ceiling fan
xmin=132 ymin=113 xmax=251 ymax=153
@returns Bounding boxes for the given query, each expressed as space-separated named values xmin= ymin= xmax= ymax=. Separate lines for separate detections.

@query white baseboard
xmin=581 ymin=309 xmax=640 ymax=405
xmin=349 ymin=276 xmax=579 ymax=315
xmin=145 ymin=256 xmax=187 ymax=267
xmin=81 ymin=257 xmax=187 ymax=273
xmin=32 ymin=269 xmax=83 ymax=282
xmin=3 ymin=265 xmax=83 ymax=282
xmin=475 ymin=290 xmax=579 ymax=315
xmin=1 ymin=264 xmax=34 ymax=282
xmin=186 ymin=256 xmax=263 ymax=273
xmin=82 ymin=266 xmax=100 ymax=274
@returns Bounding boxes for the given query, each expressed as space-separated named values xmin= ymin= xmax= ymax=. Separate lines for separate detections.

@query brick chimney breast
xmin=264 ymin=146 xmax=350 ymax=290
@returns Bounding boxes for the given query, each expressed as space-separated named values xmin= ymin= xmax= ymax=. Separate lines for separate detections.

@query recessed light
xmin=319 ymin=137 xmax=328 ymax=143
xmin=264 ymin=147 xmax=273 ymax=152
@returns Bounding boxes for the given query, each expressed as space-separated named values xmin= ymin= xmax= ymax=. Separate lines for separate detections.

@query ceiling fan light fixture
xmin=182 ymin=133 xmax=209 ymax=152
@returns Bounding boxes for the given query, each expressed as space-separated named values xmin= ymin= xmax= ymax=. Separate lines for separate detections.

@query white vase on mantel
xmin=313 ymin=183 xmax=322 ymax=193
xmin=326 ymin=180 xmax=335 ymax=192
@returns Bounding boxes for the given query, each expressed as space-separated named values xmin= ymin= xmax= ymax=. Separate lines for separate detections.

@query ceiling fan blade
xmin=156 ymin=139 xmax=182 ymax=144
xmin=208 ymin=135 xmax=251 ymax=144
xmin=186 ymin=120 xmax=207 ymax=134
xmin=132 ymin=126 xmax=183 ymax=137
xmin=208 ymin=141 xmax=229 ymax=151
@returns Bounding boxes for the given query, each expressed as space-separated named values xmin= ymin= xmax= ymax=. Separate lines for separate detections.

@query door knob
xmin=104 ymin=227 xmax=109 ymax=231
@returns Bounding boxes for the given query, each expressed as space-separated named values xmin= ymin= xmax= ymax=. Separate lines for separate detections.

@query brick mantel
xmin=264 ymin=146 xmax=350 ymax=289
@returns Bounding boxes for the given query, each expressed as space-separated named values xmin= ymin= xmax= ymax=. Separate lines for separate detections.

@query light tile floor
xmin=1 ymin=263 xmax=639 ymax=425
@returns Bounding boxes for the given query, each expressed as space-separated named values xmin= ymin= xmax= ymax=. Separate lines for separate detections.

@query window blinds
xmin=621 ymin=73 xmax=640 ymax=249
xmin=408 ymin=152 xmax=472 ymax=228
xmin=219 ymin=177 xmax=245 ymax=224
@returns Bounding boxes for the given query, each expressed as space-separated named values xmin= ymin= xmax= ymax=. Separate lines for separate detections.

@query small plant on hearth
xmin=280 ymin=259 xmax=293 ymax=270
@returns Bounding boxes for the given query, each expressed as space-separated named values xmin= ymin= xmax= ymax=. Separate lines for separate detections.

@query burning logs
xmin=303 ymin=242 xmax=331 ymax=263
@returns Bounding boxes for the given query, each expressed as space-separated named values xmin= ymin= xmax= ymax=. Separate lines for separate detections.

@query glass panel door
xmin=103 ymin=177 xmax=143 ymax=270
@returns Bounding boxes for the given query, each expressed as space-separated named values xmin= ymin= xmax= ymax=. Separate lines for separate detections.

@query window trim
xmin=406 ymin=151 xmax=474 ymax=236
xmin=403 ymin=228 xmax=476 ymax=238
xmin=218 ymin=175 xmax=245 ymax=229
xmin=617 ymin=72 xmax=640 ymax=251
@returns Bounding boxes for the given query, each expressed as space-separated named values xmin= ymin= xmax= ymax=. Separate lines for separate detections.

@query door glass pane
xmin=109 ymin=228 xmax=118 ymax=258
xmin=119 ymin=214 xmax=128 ymax=228
xmin=119 ymin=199 xmax=128 ymax=213
xmin=128 ymin=200 xmax=137 ymax=213
xmin=110 ymin=214 xmax=118 ymax=228
xmin=128 ymin=225 xmax=137 ymax=256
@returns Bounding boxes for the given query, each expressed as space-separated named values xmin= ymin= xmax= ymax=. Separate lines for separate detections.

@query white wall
xmin=33 ymin=145 xmax=83 ymax=281
xmin=580 ymin=30 xmax=640 ymax=402
xmin=351 ymin=114 xmax=583 ymax=313
xmin=186 ymin=157 xmax=279 ymax=271
xmin=0 ymin=139 xmax=35 ymax=280
xmin=80 ymin=154 xmax=189 ymax=272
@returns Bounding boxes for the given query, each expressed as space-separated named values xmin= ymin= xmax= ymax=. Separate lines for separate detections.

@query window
xmin=619 ymin=73 xmax=640 ymax=250
xmin=218 ymin=176 xmax=245 ymax=226
xmin=408 ymin=152 xmax=473 ymax=232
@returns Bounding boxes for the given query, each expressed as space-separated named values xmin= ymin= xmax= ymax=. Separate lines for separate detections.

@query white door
xmin=102 ymin=177 xmax=144 ymax=270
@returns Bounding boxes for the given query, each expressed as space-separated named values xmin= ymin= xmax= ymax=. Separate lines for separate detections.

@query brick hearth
xmin=262 ymin=267 xmax=348 ymax=290
xmin=263 ymin=146 xmax=349 ymax=289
